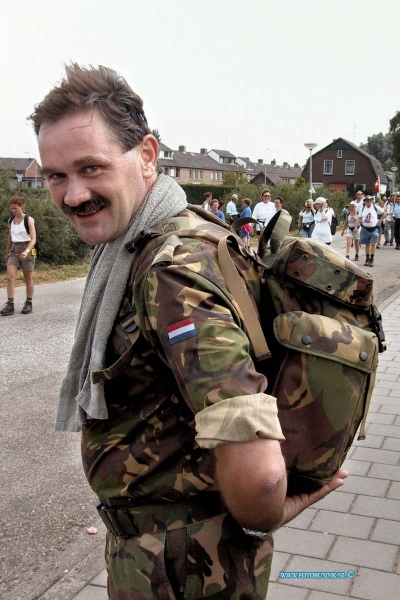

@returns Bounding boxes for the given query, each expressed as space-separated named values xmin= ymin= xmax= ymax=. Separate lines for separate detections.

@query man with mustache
xmin=31 ymin=64 xmax=347 ymax=599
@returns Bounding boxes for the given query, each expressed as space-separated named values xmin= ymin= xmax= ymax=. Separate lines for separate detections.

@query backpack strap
xmin=217 ymin=235 xmax=271 ymax=361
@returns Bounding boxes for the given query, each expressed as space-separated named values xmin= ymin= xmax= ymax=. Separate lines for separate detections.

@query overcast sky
xmin=1 ymin=0 xmax=399 ymax=168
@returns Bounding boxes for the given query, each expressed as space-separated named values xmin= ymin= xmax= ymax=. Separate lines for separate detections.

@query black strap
xmin=95 ymin=492 xmax=225 ymax=537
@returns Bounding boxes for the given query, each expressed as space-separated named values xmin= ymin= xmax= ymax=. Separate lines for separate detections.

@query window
xmin=323 ymin=160 xmax=333 ymax=175
xmin=170 ymin=168 xmax=175 ymax=177
xmin=345 ymin=160 xmax=355 ymax=175
xmin=210 ymin=172 xmax=214 ymax=181
xmin=164 ymin=167 xmax=170 ymax=176
xmin=194 ymin=170 xmax=198 ymax=180
xmin=189 ymin=170 xmax=192 ymax=180
xmin=219 ymin=172 xmax=223 ymax=181
xmin=337 ymin=150 xmax=342 ymax=158
xmin=313 ymin=183 xmax=323 ymax=189
xmin=199 ymin=170 xmax=203 ymax=181
xmin=176 ymin=168 xmax=180 ymax=179
xmin=215 ymin=171 xmax=218 ymax=180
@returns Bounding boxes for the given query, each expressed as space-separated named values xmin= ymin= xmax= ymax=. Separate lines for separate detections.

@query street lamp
xmin=391 ymin=166 xmax=398 ymax=193
xmin=304 ymin=143 xmax=318 ymax=199
xmin=264 ymin=148 xmax=270 ymax=185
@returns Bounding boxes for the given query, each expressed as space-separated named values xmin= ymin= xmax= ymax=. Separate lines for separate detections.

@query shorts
xmin=7 ymin=242 xmax=36 ymax=272
xmin=360 ymin=226 xmax=379 ymax=245
xmin=345 ymin=227 xmax=360 ymax=240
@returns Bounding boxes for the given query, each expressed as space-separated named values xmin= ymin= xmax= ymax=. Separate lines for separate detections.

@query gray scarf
xmin=55 ymin=173 xmax=187 ymax=432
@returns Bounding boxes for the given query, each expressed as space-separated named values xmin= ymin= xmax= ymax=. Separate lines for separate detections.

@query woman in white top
xmin=298 ymin=199 xmax=315 ymax=238
xmin=1 ymin=196 xmax=36 ymax=316
xmin=311 ymin=197 xmax=332 ymax=245
xmin=341 ymin=201 xmax=360 ymax=260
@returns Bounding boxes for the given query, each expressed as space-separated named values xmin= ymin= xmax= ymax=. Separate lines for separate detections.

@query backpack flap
xmin=270 ymin=311 xmax=379 ymax=495
xmin=269 ymin=237 xmax=374 ymax=308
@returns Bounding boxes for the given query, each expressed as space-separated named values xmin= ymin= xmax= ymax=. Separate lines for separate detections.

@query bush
xmin=0 ymin=184 xmax=87 ymax=270
xmin=179 ymin=183 xmax=235 ymax=205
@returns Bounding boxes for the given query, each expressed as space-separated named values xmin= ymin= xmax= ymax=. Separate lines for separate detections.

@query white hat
xmin=349 ymin=201 xmax=357 ymax=206
xmin=314 ymin=197 xmax=327 ymax=205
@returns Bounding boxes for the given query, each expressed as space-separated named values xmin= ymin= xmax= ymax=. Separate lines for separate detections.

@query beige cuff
xmin=195 ymin=393 xmax=285 ymax=449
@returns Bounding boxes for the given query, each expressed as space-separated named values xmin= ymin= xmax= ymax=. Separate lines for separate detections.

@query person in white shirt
xmin=383 ymin=193 xmax=396 ymax=245
xmin=1 ymin=196 xmax=36 ymax=316
xmin=355 ymin=195 xmax=386 ymax=267
xmin=202 ymin=191 xmax=213 ymax=212
xmin=252 ymin=188 xmax=276 ymax=236
xmin=354 ymin=190 xmax=365 ymax=217
xmin=226 ymin=194 xmax=239 ymax=223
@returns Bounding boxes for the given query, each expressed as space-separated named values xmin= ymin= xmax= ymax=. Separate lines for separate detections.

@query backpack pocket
xmin=269 ymin=311 xmax=378 ymax=495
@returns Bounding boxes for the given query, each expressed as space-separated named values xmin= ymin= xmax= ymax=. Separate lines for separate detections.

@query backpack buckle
xmin=125 ymin=231 xmax=152 ymax=254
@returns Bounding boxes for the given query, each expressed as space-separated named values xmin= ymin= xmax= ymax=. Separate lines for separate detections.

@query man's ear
xmin=140 ymin=135 xmax=159 ymax=179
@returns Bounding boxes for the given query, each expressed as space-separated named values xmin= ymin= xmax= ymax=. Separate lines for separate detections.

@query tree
xmin=389 ymin=112 xmax=400 ymax=169
xmin=151 ymin=128 xmax=161 ymax=142
xmin=222 ymin=170 xmax=247 ymax=187
xmin=359 ymin=132 xmax=394 ymax=170
xmin=294 ymin=176 xmax=307 ymax=189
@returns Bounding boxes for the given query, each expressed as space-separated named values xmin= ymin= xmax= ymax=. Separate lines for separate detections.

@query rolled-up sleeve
xmin=195 ymin=392 xmax=284 ymax=449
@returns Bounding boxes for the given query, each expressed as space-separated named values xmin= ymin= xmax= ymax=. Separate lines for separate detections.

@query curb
xmin=37 ymin=542 xmax=104 ymax=600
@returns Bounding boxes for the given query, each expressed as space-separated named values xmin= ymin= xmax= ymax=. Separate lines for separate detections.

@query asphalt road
xmin=0 ymin=235 xmax=399 ymax=599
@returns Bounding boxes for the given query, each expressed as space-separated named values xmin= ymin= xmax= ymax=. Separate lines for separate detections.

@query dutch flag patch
xmin=167 ymin=318 xmax=197 ymax=344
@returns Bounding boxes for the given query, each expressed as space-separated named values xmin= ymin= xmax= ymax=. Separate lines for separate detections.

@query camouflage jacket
xmin=82 ymin=209 xmax=283 ymax=502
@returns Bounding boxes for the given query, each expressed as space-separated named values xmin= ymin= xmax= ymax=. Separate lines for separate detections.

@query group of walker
xmin=297 ymin=192 xmax=397 ymax=268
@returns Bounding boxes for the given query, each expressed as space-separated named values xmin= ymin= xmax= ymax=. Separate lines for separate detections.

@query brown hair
xmin=274 ymin=195 xmax=284 ymax=204
xmin=29 ymin=63 xmax=151 ymax=151
xmin=242 ymin=198 xmax=252 ymax=207
xmin=10 ymin=196 xmax=24 ymax=207
xmin=204 ymin=191 xmax=213 ymax=200
xmin=261 ymin=188 xmax=271 ymax=198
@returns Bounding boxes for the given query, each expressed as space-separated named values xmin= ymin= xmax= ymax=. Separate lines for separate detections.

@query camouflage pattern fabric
xmin=105 ymin=513 xmax=273 ymax=599
xmin=82 ymin=208 xmax=284 ymax=598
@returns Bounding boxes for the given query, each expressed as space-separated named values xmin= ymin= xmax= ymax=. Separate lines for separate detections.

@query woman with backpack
xmin=1 ymin=196 xmax=36 ymax=316
xmin=341 ymin=201 xmax=360 ymax=261
xmin=298 ymin=199 xmax=315 ymax=237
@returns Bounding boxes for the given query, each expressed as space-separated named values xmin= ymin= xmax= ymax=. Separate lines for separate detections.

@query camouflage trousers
xmin=105 ymin=512 xmax=273 ymax=599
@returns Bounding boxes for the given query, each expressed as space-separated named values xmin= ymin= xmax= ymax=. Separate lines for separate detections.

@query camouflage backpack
xmin=128 ymin=205 xmax=386 ymax=496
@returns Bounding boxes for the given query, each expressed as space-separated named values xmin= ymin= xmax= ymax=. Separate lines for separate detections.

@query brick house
xmin=0 ymin=157 xmax=47 ymax=188
xmin=249 ymin=160 xmax=302 ymax=187
xmin=301 ymin=138 xmax=388 ymax=195
xmin=157 ymin=144 xmax=240 ymax=185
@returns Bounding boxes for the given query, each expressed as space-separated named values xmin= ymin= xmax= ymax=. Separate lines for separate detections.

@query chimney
xmin=283 ymin=162 xmax=288 ymax=167
xmin=178 ymin=145 xmax=186 ymax=152
xmin=294 ymin=162 xmax=299 ymax=168
xmin=258 ymin=158 xmax=263 ymax=164
xmin=271 ymin=159 xmax=276 ymax=166
xmin=200 ymin=148 xmax=207 ymax=154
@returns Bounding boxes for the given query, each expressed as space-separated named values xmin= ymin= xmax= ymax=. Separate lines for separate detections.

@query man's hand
xmin=278 ymin=469 xmax=348 ymax=528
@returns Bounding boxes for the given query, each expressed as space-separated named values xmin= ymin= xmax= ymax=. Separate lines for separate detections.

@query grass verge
xmin=0 ymin=261 xmax=89 ymax=288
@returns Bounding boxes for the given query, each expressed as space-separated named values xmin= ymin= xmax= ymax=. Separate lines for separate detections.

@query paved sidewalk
xmin=40 ymin=290 xmax=400 ymax=600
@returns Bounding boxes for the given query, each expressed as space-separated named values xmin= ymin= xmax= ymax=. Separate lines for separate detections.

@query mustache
xmin=62 ymin=195 xmax=111 ymax=216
